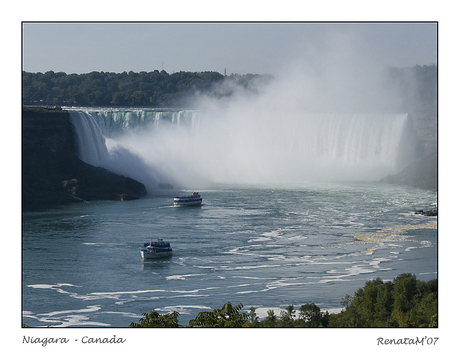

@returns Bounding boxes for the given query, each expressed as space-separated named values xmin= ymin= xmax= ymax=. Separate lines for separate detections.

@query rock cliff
xmin=381 ymin=111 xmax=437 ymax=191
xmin=22 ymin=107 xmax=147 ymax=211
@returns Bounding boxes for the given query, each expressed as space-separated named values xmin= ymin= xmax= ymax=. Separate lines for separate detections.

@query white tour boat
xmin=140 ymin=239 xmax=173 ymax=259
xmin=173 ymin=191 xmax=203 ymax=207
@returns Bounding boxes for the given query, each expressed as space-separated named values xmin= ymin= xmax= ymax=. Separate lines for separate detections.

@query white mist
xmin=67 ymin=33 xmax=419 ymax=191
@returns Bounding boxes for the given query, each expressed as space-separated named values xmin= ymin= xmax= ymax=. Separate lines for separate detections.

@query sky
xmin=22 ymin=22 xmax=437 ymax=75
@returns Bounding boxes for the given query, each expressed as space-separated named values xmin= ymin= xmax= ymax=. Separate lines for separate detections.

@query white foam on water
xmin=193 ymin=265 xmax=217 ymax=270
xmin=262 ymin=230 xmax=283 ymax=238
xmin=345 ymin=265 xmax=375 ymax=275
xmin=219 ymin=264 xmax=281 ymax=271
xmin=89 ymin=289 xmax=167 ymax=296
xmin=23 ymin=305 xmax=110 ymax=327
xmin=254 ymin=307 xmax=285 ymax=318
xmin=248 ymin=237 xmax=271 ymax=242
xmin=28 ymin=283 xmax=79 ymax=289
xmin=319 ymin=278 xmax=350 ymax=284
xmin=267 ymin=255 xmax=287 ymax=261
xmin=287 ymin=235 xmax=308 ymax=241
xmin=419 ymin=271 xmax=437 ymax=276
xmin=232 ymin=275 xmax=275 ymax=280
xmin=369 ymin=257 xmax=391 ymax=268
xmin=101 ymin=311 xmax=140 ymax=318
xmin=169 ymin=286 xmax=221 ymax=294
xmin=263 ymin=279 xmax=306 ymax=292
xmin=319 ymin=264 xmax=376 ymax=283
xmin=43 ymin=305 xmax=102 ymax=317
xmin=166 ymin=273 xmax=205 ymax=280
xmin=155 ymin=305 xmax=212 ymax=314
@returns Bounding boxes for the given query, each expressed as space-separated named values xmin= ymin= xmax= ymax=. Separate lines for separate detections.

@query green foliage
xmin=187 ymin=302 xmax=249 ymax=327
xmin=246 ymin=306 xmax=259 ymax=327
xmin=299 ymin=303 xmax=323 ymax=327
xmin=279 ymin=305 xmax=296 ymax=327
xmin=328 ymin=274 xmax=437 ymax=327
xmin=256 ymin=303 xmax=328 ymax=328
xmin=259 ymin=309 xmax=278 ymax=327
xmin=130 ymin=310 xmax=180 ymax=328
xmin=128 ymin=274 xmax=437 ymax=328
xmin=22 ymin=70 xmax=272 ymax=107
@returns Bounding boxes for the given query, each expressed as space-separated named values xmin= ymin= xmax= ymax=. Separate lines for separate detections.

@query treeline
xmin=129 ymin=273 xmax=437 ymax=328
xmin=22 ymin=70 xmax=272 ymax=107
xmin=22 ymin=65 xmax=436 ymax=112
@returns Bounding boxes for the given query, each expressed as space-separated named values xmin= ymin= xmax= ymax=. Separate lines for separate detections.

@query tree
xmin=126 ymin=273 xmax=437 ymax=328
xmin=262 ymin=309 xmax=278 ymax=327
xmin=328 ymin=273 xmax=437 ymax=328
xmin=22 ymin=69 xmax=273 ymax=107
xmin=129 ymin=310 xmax=180 ymax=328
xmin=247 ymin=307 xmax=259 ymax=327
xmin=187 ymin=302 xmax=249 ymax=327
xmin=374 ymin=281 xmax=394 ymax=326
xmin=280 ymin=305 xmax=295 ymax=327
xmin=392 ymin=273 xmax=418 ymax=326
xmin=299 ymin=303 xmax=322 ymax=327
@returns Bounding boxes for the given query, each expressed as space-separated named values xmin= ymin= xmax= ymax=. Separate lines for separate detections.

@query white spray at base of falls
xmin=68 ymin=108 xmax=419 ymax=191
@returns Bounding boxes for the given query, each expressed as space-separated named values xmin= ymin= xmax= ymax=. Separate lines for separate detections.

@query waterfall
xmin=68 ymin=110 xmax=110 ymax=166
xmin=75 ymin=108 xmax=201 ymax=137
xmin=285 ymin=113 xmax=412 ymax=169
xmin=67 ymin=108 xmax=419 ymax=189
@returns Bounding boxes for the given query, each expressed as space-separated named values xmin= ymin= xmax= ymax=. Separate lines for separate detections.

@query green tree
xmin=374 ymin=281 xmax=394 ymax=326
xmin=328 ymin=273 xmax=437 ymax=328
xmin=259 ymin=309 xmax=278 ymax=327
xmin=392 ymin=273 xmax=418 ymax=326
xmin=126 ymin=273 xmax=437 ymax=328
xmin=187 ymin=302 xmax=248 ymax=328
xmin=129 ymin=310 xmax=180 ymax=328
xmin=279 ymin=305 xmax=295 ymax=327
xmin=299 ymin=303 xmax=322 ymax=327
xmin=22 ymin=69 xmax=272 ymax=107
xmin=247 ymin=306 xmax=259 ymax=327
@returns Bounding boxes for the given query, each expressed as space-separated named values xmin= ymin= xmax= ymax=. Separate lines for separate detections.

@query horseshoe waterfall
xmin=68 ymin=108 xmax=420 ymax=191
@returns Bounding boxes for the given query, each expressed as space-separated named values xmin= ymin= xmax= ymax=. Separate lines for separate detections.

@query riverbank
xmin=128 ymin=273 xmax=437 ymax=328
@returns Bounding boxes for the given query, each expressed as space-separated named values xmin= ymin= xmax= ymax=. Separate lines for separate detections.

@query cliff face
xmin=22 ymin=107 xmax=147 ymax=211
xmin=380 ymin=111 xmax=437 ymax=191
xmin=380 ymin=65 xmax=437 ymax=191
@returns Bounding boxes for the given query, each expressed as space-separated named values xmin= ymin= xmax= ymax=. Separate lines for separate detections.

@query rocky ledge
xmin=415 ymin=210 xmax=438 ymax=216
xmin=23 ymin=107 xmax=147 ymax=211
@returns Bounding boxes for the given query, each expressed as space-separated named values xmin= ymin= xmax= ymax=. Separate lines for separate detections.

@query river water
xmin=22 ymin=182 xmax=437 ymax=327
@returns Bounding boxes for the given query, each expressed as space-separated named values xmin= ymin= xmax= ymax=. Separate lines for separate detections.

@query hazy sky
xmin=22 ymin=22 xmax=437 ymax=75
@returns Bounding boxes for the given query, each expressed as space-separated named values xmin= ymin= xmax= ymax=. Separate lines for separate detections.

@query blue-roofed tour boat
xmin=140 ymin=239 xmax=173 ymax=259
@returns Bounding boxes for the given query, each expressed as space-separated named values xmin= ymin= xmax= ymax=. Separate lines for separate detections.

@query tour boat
xmin=140 ymin=239 xmax=173 ymax=259
xmin=173 ymin=191 xmax=203 ymax=207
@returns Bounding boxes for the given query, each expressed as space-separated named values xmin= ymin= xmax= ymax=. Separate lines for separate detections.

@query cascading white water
xmin=68 ymin=110 xmax=110 ymax=166
xmin=72 ymin=108 xmax=200 ymax=137
xmin=67 ymin=108 xmax=418 ymax=190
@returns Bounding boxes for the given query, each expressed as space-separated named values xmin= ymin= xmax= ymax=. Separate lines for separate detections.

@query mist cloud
xmin=92 ymin=32 xmax=416 ymax=190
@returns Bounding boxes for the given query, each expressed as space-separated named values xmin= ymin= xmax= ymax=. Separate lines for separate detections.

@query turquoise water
xmin=22 ymin=182 xmax=437 ymax=327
